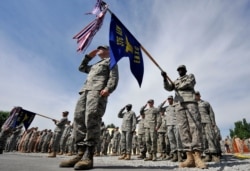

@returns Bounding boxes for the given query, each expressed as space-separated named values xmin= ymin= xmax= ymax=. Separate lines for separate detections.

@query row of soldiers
xmin=1 ymin=111 xmax=76 ymax=156
xmin=116 ymin=91 xmax=222 ymax=165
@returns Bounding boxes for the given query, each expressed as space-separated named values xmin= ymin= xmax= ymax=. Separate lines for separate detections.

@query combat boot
xmin=152 ymin=153 xmax=157 ymax=161
xmin=58 ymin=151 xmax=63 ymax=155
xmin=59 ymin=150 xmax=84 ymax=167
xmin=203 ymin=153 xmax=212 ymax=162
xmin=137 ymin=153 xmax=146 ymax=159
xmin=67 ymin=152 xmax=73 ymax=156
xmin=165 ymin=153 xmax=172 ymax=160
xmin=193 ymin=151 xmax=208 ymax=169
xmin=179 ymin=151 xmax=195 ymax=168
xmin=0 ymin=149 xmax=3 ymax=154
xmin=48 ymin=151 xmax=56 ymax=158
xmin=74 ymin=146 xmax=95 ymax=170
xmin=171 ymin=152 xmax=178 ymax=162
xmin=118 ymin=153 xmax=126 ymax=160
xmin=124 ymin=154 xmax=131 ymax=160
xmin=144 ymin=154 xmax=153 ymax=161
xmin=177 ymin=151 xmax=184 ymax=162
xmin=212 ymin=154 xmax=220 ymax=163
xmin=111 ymin=152 xmax=117 ymax=156
xmin=94 ymin=152 xmax=100 ymax=157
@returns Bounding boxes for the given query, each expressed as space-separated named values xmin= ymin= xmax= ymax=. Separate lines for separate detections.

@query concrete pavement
xmin=0 ymin=152 xmax=250 ymax=171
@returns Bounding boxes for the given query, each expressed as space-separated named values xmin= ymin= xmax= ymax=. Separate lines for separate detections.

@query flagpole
xmin=35 ymin=113 xmax=55 ymax=120
xmin=106 ymin=5 xmax=174 ymax=85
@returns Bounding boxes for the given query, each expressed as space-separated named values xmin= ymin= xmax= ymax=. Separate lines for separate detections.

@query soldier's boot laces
xmin=144 ymin=154 xmax=153 ymax=161
xmin=74 ymin=146 xmax=95 ymax=170
xmin=193 ymin=151 xmax=208 ymax=169
xmin=124 ymin=154 xmax=131 ymax=160
xmin=118 ymin=154 xmax=126 ymax=160
xmin=171 ymin=152 xmax=178 ymax=162
xmin=179 ymin=151 xmax=195 ymax=168
xmin=59 ymin=151 xmax=84 ymax=167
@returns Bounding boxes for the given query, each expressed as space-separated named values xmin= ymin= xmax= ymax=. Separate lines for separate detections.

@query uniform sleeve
xmin=208 ymin=102 xmax=216 ymax=126
xmin=78 ymin=55 xmax=92 ymax=73
xmin=177 ymin=74 xmax=196 ymax=90
xmin=118 ymin=108 xmax=125 ymax=118
xmin=104 ymin=64 xmax=119 ymax=94
xmin=164 ymin=79 xmax=175 ymax=91
xmin=132 ymin=112 xmax=137 ymax=132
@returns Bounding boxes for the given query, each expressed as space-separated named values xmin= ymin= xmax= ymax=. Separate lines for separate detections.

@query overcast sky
xmin=0 ymin=0 xmax=249 ymax=139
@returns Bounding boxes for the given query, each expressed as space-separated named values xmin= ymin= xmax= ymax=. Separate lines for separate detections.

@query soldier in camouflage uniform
xmin=165 ymin=95 xmax=184 ymax=162
xmin=195 ymin=91 xmax=220 ymax=163
xmin=157 ymin=100 xmax=169 ymax=160
xmin=111 ymin=127 xmax=121 ymax=156
xmin=136 ymin=113 xmax=147 ymax=159
xmin=118 ymin=104 xmax=137 ymax=160
xmin=140 ymin=99 xmax=162 ymax=161
xmin=59 ymin=45 xmax=119 ymax=170
xmin=101 ymin=127 xmax=111 ymax=156
xmin=132 ymin=131 xmax=139 ymax=155
xmin=58 ymin=121 xmax=72 ymax=155
xmin=161 ymin=65 xmax=207 ymax=169
xmin=0 ymin=107 xmax=22 ymax=154
xmin=48 ymin=111 xmax=69 ymax=157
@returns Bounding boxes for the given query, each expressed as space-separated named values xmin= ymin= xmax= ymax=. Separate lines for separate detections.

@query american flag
xmin=73 ymin=1 xmax=108 ymax=52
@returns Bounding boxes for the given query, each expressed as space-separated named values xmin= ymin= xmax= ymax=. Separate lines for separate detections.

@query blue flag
xmin=14 ymin=108 xmax=36 ymax=130
xmin=109 ymin=13 xmax=144 ymax=87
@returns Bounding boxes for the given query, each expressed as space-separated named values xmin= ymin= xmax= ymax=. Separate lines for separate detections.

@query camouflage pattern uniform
xmin=59 ymin=123 xmax=72 ymax=154
xmin=74 ymin=54 xmax=119 ymax=148
xmin=112 ymin=127 xmax=121 ymax=155
xmin=59 ymin=47 xmax=119 ymax=170
xmin=101 ymin=128 xmax=110 ymax=155
xmin=162 ymin=65 xmax=206 ymax=168
xmin=136 ymin=115 xmax=147 ymax=159
xmin=140 ymin=99 xmax=162 ymax=161
xmin=118 ymin=105 xmax=137 ymax=159
xmin=49 ymin=113 xmax=68 ymax=156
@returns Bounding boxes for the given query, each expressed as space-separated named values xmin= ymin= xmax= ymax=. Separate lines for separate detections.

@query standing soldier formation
xmin=161 ymin=65 xmax=207 ymax=169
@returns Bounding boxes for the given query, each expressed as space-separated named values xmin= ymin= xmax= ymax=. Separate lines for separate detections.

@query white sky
xmin=0 ymin=0 xmax=250 ymax=139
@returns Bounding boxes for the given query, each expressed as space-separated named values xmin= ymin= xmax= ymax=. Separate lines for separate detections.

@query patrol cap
xmin=97 ymin=45 xmax=109 ymax=50
xmin=195 ymin=91 xmax=200 ymax=95
xmin=126 ymin=104 xmax=132 ymax=107
xmin=167 ymin=95 xmax=173 ymax=99
xmin=63 ymin=111 xmax=69 ymax=115
xmin=147 ymin=99 xmax=154 ymax=103
xmin=177 ymin=65 xmax=186 ymax=71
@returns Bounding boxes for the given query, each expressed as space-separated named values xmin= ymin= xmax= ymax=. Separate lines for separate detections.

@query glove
xmin=161 ymin=71 xmax=167 ymax=77
xmin=161 ymin=71 xmax=167 ymax=81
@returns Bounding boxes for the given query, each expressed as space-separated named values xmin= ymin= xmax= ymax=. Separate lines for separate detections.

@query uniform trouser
xmin=60 ymin=136 xmax=68 ymax=152
xmin=74 ymin=90 xmax=107 ymax=148
xmin=51 ymin=131 xmax=62 ymax=152
xmin=112 ymin=140 xmax=119 ymax=153
xmin=0 ymin=129 xmax=11 ymax=150
xmin=176 ymin=102 xmax=202 ymax=152
xmin=167 ymin=125 xmax=181 ymax=154
xmin=202 ymin=123 xmax=218 ymax=154
xmin=138 ymin=134 xmax=147 ymax=154
xmin=158 ymin=132 xmax=166 ymax=153
xmin=145 ymin=128 xmax=157 ymax=154
xmin=120 ymin=131 xmax=133 ymax=154
xmin=101 ymin=139 xmax=109 ymax=154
